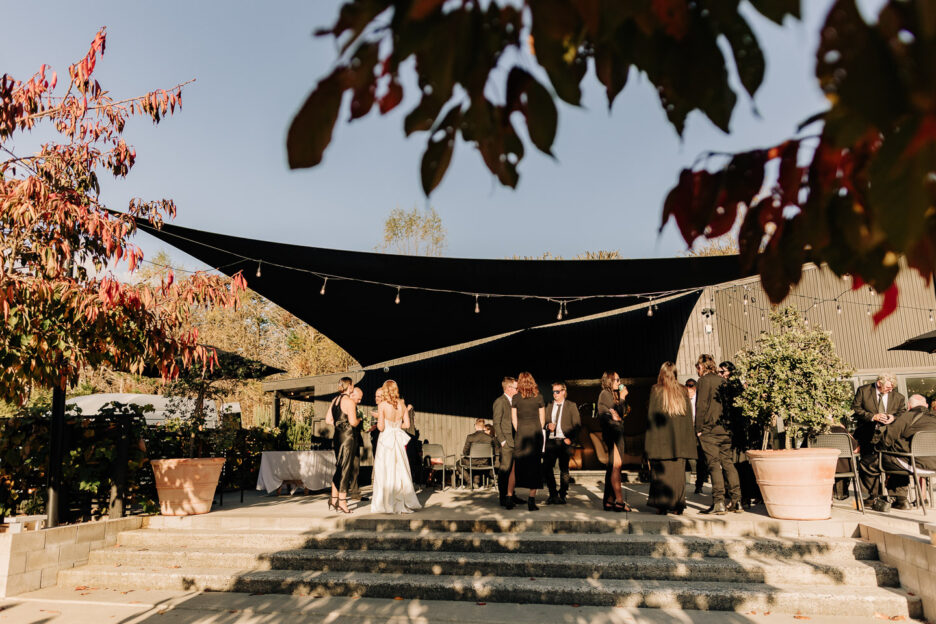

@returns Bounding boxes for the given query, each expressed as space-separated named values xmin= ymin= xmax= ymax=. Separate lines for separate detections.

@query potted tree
xmin=150 ymin=348 xmax=282 ymax=515
xmin=734 ymin=307 xmax=854 ymax=520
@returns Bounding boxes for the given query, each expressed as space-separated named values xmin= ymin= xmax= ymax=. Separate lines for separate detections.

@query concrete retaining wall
xmin=860 ymin=522 xmax=936 ymax=620
xmin=0 ymin=516 xmax=142 ymax=597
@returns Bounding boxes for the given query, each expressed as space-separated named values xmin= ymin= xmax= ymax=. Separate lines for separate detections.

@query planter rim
xmin=747 ymin=448 xmax=840 ymax=458
xmin=151 ymin=457 xmax=226 ymax=466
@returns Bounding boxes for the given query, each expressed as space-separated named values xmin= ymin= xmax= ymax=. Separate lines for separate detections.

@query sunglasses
xmin=552 ymin=390 xmax=564 ymax=394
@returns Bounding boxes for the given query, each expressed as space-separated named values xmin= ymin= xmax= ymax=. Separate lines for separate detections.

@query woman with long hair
xmin=326 ymin=378 xmax=361 ymax=514
xmin=597 ymin=371 xmax=633 ymax=512
xmin=508 ymin=371 xmax=546 ymax=510
xmin=645 ymin=362 xmax=696 ymax=515
xmin=371 ymin=380 xmax=421 ymax=514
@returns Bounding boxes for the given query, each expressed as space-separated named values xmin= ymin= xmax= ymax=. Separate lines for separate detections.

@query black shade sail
xmin=888 ymin=330 xmax=936 ymax=355
xmin=133 ymin=218 xmax=752 ymax=366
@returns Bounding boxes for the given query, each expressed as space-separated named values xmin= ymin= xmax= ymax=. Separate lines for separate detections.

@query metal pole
xmin=46 ymin=385 xmax=66 ymax=528
xmin=273 ymin=392 xmax=281 ymax=428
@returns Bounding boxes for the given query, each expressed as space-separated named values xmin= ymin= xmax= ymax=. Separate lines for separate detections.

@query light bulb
xmin=867 ymin=306 xmax=872 ymax=316
xmin=556 ymin=303 xmax=563 ymax=320
xmin=647 ymin=306 xmax=654 ymax=317
xmin=320 ymin=277 xmax=327 ymax=295
xmin=930 ymin=310 xmax=934 ymax=323
xmin=836 ymin=302 xmax=842 ymax=314
xmin=255 ymin=262 xmax=262 ymax=278
xmin=474 ymin=295 xmax=480 ymax=314
xmin=395 ymin=288 xmax=401 ymax=304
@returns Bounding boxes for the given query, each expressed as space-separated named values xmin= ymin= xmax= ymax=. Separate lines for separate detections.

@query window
xmin=904 ymin=375 xmax=936 ymax=405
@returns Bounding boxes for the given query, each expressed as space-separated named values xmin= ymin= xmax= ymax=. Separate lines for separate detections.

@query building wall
xmin=677 ymin=262 xmax=936 ymax=379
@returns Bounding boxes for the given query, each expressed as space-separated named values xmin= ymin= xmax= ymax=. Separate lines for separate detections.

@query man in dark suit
xmin=458 ymin=418 xmax=497 ymax=487
xmin=852 ymin=373 xmax=906 ymax=461
xmin=493 ymin=376 xmax=518 ymax=508
xmin=695 ymin=354 xmax=741 ymax=515
xmin=859 ymin=393 xmax=936 ymax=510
xmin=543 ymin=382 xmax=581 ymax=505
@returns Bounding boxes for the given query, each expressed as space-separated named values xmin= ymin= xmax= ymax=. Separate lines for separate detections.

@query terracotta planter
xmin=150 ymin=458 xmax=225 ymax=516
xmin=746 ymin=448 xmax=840 ymax=520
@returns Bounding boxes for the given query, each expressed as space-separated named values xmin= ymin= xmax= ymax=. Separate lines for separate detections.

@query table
xmin=256 ymin=450 xmax=336 ymax=493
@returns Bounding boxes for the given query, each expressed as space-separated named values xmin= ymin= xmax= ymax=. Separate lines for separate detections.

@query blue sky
xmin=1 ymin=1 xmax=883 ymax=266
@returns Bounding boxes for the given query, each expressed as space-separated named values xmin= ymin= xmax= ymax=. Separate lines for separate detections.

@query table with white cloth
xmin=256 ymin=450 xmax=336 ymax=493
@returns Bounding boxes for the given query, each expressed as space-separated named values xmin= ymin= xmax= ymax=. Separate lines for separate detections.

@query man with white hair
xmin=852 ymin=373 xmax=906 ymax=460
xmin=859 ymin=393 xmax=936 ymax=510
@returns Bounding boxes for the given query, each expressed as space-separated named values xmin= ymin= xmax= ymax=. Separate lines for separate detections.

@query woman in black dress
xmin=597 ymin=371 xmax=633 ymax=512
xmin=326 ymin=379 xmax=361 ymax=514
xmin=508 ymin=371 xmax=546 ymax=510
xmin=645 ymin=362 xmax=696 ymax=515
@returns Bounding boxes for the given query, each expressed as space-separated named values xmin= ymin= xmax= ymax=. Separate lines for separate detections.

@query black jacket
xmin=695 ymin=372 xmax=727 ymax=436
xmin=462 ymin=430 xmax=496 ymax=465
xmin=852 ymin=383 xmax=907 ymax=451
xmin=877 ymin=406 xmax=936 ymax=471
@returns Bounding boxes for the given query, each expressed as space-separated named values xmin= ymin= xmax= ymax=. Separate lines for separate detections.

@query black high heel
xmin=527 ymin=497 xmax=539 ymax=511
xmin=327 ymin=497 xmax=338 ymax=510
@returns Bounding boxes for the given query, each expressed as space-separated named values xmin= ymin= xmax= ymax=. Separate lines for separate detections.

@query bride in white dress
xmin=371 ymin=380 xmax=422 ymax=514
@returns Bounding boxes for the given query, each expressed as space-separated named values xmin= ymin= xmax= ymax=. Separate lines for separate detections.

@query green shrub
xmin=735 ymin=307 xmax=854 ymax=448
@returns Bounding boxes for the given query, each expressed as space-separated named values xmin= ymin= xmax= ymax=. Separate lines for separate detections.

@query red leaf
xmin=379 ymin=80 xmax=403 ymax=114
xmin=408 ymin=0 xmax=444 ymax=20
xmin=652 ymin=0 xmax=689 ymax=40
xmin=287 ymin=69 xmax=345 ymax=169
xmin=777 ymin=140 xmax=802 ymax=205
xmin=872 ymin=283 xmax=898 ymax=326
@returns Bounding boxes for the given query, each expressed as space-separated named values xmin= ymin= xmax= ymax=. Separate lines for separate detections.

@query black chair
xmin=423 ymin=443 xmax=456 ymax=489
xmin=812 ymin=433 xmax=864 ymax=514
xmin=465 ymin=442 xmax=496 ymax=490
xmin=878 ymin=431 xmax=936 ymax=515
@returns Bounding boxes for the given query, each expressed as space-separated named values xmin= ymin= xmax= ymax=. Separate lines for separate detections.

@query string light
xmin=134 ymin=223 xmax=936 ymax=326
xmin=474 ymin=295 xmax=480 ymax=314
xmin=556 ymin=301 xmax=564 ymax=320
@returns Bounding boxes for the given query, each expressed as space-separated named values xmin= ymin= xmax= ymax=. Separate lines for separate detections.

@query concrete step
xmin=115 ymin=528 xmax=880 ymax=560
xmin=56 ymin=566 xmax=921 ymax=618
xmin=144 ymin=514 xmax=861 ymax=537
xmin=87 ymin=545 xmax=898 ymax=587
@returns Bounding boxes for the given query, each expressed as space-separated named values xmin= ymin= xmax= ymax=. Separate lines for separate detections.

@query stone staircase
xmin=57 ymin=516 xmax=922 ymax=618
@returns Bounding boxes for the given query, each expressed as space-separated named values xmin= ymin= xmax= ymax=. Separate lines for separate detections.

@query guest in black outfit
xmin=509 ymin=371 xmax=546 ymax=511
xmin=543 ymin=382 xmax=581 ymax=505
xmin=645 ymin=362 xmax=696 ymax=515
xmin=695 ymin=354 xmax=741 ymax=515
xmin=458 ymin=418 xmax=497 ymax=487
xmin=597 ymin=371 xmax=633 ymax=512
xmin=493 ymin=377 xmax=518 ymax=508
xmin=327 ymin=379 xmax=362 ymax=514
xmin=685 ymin=378 xmax=708 ymax=494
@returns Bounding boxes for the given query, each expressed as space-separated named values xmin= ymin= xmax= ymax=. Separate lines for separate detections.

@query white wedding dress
xmin=371 ymin=415 xmax=421 ymax=514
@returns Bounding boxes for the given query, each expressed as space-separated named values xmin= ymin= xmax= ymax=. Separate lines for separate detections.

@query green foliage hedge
xmin=0 ymin=403 xmax=323 ymax=520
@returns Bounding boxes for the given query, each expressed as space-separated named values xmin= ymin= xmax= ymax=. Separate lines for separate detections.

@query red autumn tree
xmin=0 ymin=28 xmax=246 ymax=404
xmin=292 ymin=0 xmax=935 ymax=319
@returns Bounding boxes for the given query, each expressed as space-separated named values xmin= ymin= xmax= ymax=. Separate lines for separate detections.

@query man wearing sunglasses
xmin=543 ymin=382 xmax=581 ymax=505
